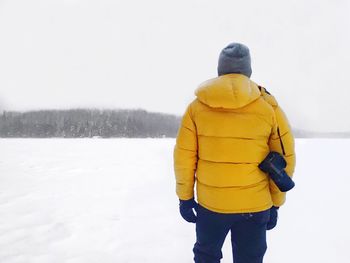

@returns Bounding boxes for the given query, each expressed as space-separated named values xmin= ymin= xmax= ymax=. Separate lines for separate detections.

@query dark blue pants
xmin=193 ymin=205 xmax=270 ymax=263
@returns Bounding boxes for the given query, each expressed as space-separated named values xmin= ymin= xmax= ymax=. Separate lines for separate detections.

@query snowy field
xmin=0 ymin=138 xmax=349 ymax=263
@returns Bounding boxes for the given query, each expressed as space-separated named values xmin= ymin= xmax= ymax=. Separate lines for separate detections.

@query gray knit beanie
xmin=217 ymin=42 xmax=252 ymax=78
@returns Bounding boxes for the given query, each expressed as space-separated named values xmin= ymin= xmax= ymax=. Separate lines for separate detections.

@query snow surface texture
xmin=0 ymin=139 xmax=349 ymax=263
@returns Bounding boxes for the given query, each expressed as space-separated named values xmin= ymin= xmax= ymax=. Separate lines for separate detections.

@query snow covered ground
xmin=0 ymin=138 xmax=349 ymax=263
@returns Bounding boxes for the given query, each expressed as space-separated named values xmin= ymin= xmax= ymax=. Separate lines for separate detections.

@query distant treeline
xmin=0 ymin=109 xmax=349 ymax=138
xmin=293 ymin=129 xmax=350 ymax=138
xmin=0 ymin=109 xmax=181 ymax=138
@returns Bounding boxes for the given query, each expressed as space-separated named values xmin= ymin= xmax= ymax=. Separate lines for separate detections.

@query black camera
xmin=258 ymin=152 xmax=295 ymax=192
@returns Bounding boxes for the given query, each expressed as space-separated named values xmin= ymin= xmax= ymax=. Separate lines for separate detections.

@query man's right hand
xmin=179 ymin=198 xmax=198 ymax=223
xmin=267 ymin=206 xmax=279 ymax=230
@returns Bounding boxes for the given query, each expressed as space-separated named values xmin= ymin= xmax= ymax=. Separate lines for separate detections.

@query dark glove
xmin=179 ymin=198 xmax=198 ymax=223
xmin=267 ymin=206 xmax=279 ymax=230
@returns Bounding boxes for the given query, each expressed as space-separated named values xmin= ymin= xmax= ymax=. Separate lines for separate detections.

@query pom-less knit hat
xmin=217 ymin=42 xmax=252 ymax=78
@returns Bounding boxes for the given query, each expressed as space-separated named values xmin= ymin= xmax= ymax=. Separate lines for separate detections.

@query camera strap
xmin=258 ymin=85 xmax=286 ymax=156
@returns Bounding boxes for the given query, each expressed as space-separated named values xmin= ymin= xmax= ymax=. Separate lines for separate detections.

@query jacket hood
xmin=195 ymin=74 xmax=261 ymax=109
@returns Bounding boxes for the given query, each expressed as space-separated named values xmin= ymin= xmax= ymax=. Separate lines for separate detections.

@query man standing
xmin=174 ymin=43 xmax=295 ymax=263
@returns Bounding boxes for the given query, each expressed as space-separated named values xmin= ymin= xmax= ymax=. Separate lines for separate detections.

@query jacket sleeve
xmin=173 ymin=104 xmax=198 ymax=201
xmin=268 ymin=106 xmax=296 ymax=207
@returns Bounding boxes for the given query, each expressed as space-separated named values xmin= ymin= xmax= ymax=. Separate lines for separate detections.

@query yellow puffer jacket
xmin=174 ymin=73 xmax=295 ymax=213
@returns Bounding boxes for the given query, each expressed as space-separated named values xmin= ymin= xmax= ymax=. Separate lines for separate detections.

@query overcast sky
xmin=0 ymin=0 xmax=349 ymax=132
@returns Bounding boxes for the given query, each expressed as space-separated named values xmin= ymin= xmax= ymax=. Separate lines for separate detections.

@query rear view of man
xmin=174 ymin=43 xmax=296 ymax=263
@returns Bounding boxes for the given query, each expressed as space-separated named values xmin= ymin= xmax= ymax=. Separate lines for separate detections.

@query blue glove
xmin=179 ymin=198 xmax=198 ymax=223
xmin=267 ymin=206 xmax=279 ymax=230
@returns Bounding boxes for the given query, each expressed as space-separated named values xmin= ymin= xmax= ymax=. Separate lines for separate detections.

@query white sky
xmin=0 ymin=0 xmax=349 ymax=132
